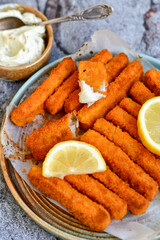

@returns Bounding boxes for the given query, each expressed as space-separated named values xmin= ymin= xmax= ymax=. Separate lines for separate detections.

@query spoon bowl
xmin=0 ymin=17 xmax=24 ymax=31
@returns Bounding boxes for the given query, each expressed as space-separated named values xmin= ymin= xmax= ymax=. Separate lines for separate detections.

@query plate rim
xmin=0 ymin=119 xmax=80 ymax=240
xmin=1 ymin=52 xmax=160 ymax=240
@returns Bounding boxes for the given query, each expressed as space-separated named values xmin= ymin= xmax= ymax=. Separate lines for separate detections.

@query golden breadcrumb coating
xmin=144 ymin=69 xmax=160 ymax=96
xmin=80 ymin=129 xmax=158 ymax=200
xmin=119 ymin=97 xmax=141 ymax=118
xmin=45 ymin=71 xmax=79 ymax=115
xmin=28 ymin=165 xmax=111 ymax=231
xmin=105 ymin=52 xmax=129 ymax=83
xmin=78 ymin=60 xmax=143 ymax=130
xmin=64 ymin=89 xmax=83 ymax=113
xmin=65 ymin=174 xmax=127 ymax=220
xmin=94 ymin=118 xmax=160 ymax=186
xmin=106 ymin=106 xmax=140 ymax=141
xmin=78 ymin=61 xmax=108 ymax=90
xmin=92 ymin=168 xmax=150 ymax=215
xmin=129 ymin=81 xmax=155 ymax=105
xmin=89 ymin=49 xmax=112 ymax=63
xmin=26 ymin=114 xmax=74 ymax=161
xmin=11 ymin=57 xmax=76 ymax=126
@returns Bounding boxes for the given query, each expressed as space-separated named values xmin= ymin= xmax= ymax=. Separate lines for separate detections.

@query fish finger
xmin=79 ymin=61 xmax=108 ymax=90
xmin=80 ymin=129 xmax=158 ymax=200
xmin=119 ymin=97 xmax=141 ymax=118
xmin=107 ymin=102 xmax=160 ymax=160
xmin=144 ymin=69 xmax=160 ymax=95
xmin=129 ymin=81 xmax=155 ymax=105
xmin=11 ymin=57 xmax=76 ymax=126
xmin=28 ymin=165 xmax=111 ymax=231
xmin=26 ymin=114 xmax=75 ymax=161
xmin=92 ymin=169 xmax=150 ymax=215
xmin=89 ymin=49 xmax=112 ymax=63
xmin=94 ymin=118 xmax=160 ymax=186
xmin=64 ymin=53 xmax=129 ymax=114
xmin=105 ymin=52 xmax=129 ymax=83
xmin=106 ymin=106 xmax=140 ymax=141
xmin=78 ymin=60 xmax=143 ymax=130
xmin=45 ymin=71 xmax=79 ymax=115
xmin=64 ymin=89 xmax=83 ymax=113
xmin=65 ymin=174 xmax=127 ymax=220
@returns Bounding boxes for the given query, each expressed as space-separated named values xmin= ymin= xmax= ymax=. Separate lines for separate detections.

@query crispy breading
xmin=144 ymin=69 xmax=160 ymax=96
xmin=28 ymin=165 xmax=111 ymax=231
xmin=89 ymin=49 xmax=112 ymax=63
xmin=65 ymin=174 xmax=127 ymax=220
xmin=78 ymin=60 xmax=143 ymax=130
xmin=78 ymin=49 xmax=113 ymax=91
xmin=128 ymin=81 xmax=159 ymax=159
xmin=78 ymin=61 xmax=108 ymax=90
xmin=129 ymin=81 xmax=155 ymax=105
xmin=44 ymin=71 xmax=79 ymax=115
xmin=94 ymin=118 xmax=160 ymax=186
xmin=64 ymin=53 xmax=129 ymax=114
xmin=106 ymin=106 xmax=140 ymax=141
xmin=26 ymin=114 xmax=74 ymax=161
xmin=64 ymin=89 xmax=83 ymax=113
xmin=92 ymin=169 xmax=150 ymax=215
xmin=106 ymin=100 xmax=160 ymax=160
xmin=11 ymin=57 xmax=76 ymax=127
xmin=119 ymin=97 xmax=141 ymax=118
xmin=105 ymin=53 xmax=129 ymax=83
xmin=80 ymin=129 xmax=158 ymax=200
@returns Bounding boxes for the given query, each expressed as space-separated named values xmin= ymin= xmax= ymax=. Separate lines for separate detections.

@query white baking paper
xmin=1 ymin=29 xmax=160 ymax=240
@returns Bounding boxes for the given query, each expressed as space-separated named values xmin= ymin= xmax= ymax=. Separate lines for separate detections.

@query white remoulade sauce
xmin=0 ymin=9 xmax=46 ymax=67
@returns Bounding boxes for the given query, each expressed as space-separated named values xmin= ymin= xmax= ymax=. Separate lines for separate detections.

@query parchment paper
xmin=1 ymin=29 xmax=160 ymax=240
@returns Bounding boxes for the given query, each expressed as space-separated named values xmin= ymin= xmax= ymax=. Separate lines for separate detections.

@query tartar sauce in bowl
xmin=0 ymin=9 xmax=46 ymax=67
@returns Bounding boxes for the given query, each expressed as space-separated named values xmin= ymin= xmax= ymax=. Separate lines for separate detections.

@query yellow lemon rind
xmin=42 ymin=140 xmax=106 ymax=178
xmin=137 ymin=97 xmax=160 ymax=155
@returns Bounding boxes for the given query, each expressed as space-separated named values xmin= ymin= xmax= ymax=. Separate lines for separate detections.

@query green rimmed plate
xmin=1 ymin=53 xmax=160 ymax=240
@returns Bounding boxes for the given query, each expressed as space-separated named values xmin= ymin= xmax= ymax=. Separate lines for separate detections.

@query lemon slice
xmin=42 ymin=140 xmax=106 ymax=178
xmin=137 ymin=96 xmax=160 ymax=155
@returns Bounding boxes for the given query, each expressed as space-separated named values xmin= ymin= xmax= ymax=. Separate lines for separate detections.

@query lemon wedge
xmin=137 ymin=96 xmax=160 ymax=155
xmin=42 ymin=140 xmax=106 ymax=178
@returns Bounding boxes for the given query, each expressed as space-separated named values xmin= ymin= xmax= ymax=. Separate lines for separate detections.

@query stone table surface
xmin=1 ymin=0 xmax=160 ymax=239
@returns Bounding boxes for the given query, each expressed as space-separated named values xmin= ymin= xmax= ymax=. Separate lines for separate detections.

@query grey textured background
xmin=1 ymin=0 xmax=160 ymax=239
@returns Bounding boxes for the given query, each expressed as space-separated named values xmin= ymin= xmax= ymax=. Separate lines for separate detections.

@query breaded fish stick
xmin=64 ymin=89 xmax=83 ymax=113
xmin=11 ymin=57 xmax=76 ymax=127
xmin=144 ymin=69 xmax=160 ymax=95
xmin=65 ymin=174 xmax=127 ymax=220
xmin=44 ymin=71 xmax=79 ymax=115
xmin=129 ymin=81 xmax=155 ymax=105
xmin=26 ymin=114 xmax=74 ymax=161
xmin=128 ymin=82 xmax=159 ymax=156
xmin=28 ymin=165 xmax=111 ymax=231
xmin=79 ymin=61 xmax=108 ymax=90
xmin=64 ymin=53 xmax=129 ymax=114
xmin=92 ymin=169 xmax=150 ymax=215
xmin=80 ymin=130 xmax=158 ymax=200
xmin=94 ymin=118 xmax=160 ymax=186
xmin=106 ymin=104 xmax=160 ymax=160
xmin=119 ymin=97 xmax=141 ymax=118
xmin=106 ymin=106 xmax=140 ymax=141
xmin=89 ymin=49 xmax=112 ymax=63
xmin=63 ymin=50 xmax=112 ymax=113
xmin=78 ymin=60 xmax=143 ymax=130
xmin=105 ymin=53 xmax=129 ymax=83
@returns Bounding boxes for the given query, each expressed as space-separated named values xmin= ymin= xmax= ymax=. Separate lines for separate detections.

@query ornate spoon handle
xmin=37 ymin=4 xmax=113 ymax=26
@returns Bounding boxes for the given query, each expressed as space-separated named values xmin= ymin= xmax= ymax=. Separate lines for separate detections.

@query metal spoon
xmin=0 ymin=4 xmax=113 ymax=31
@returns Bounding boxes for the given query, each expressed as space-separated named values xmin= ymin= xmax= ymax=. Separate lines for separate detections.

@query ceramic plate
xmin=1 ymin=53 xmax=160 ymax=240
